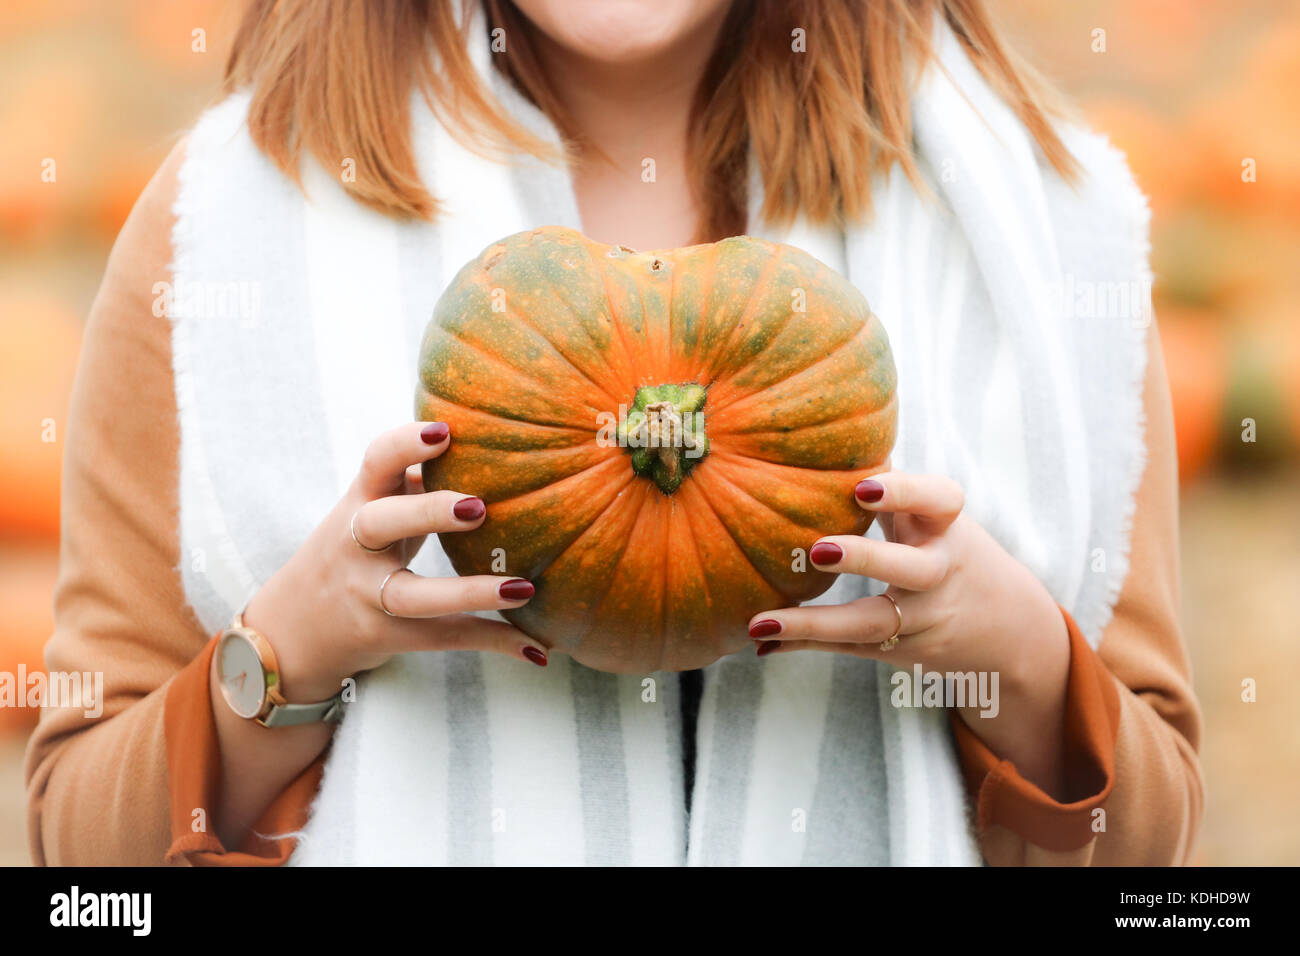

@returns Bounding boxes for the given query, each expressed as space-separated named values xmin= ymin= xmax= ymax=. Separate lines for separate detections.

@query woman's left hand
xmin=747 ymin=472 xmax=1074 ymax=796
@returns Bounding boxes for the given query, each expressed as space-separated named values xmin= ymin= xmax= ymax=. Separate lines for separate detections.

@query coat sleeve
xmin=950 ymin=319 xmax=1205 ymax=865
xmin=23 ymin=141 xmax=325 ymax=866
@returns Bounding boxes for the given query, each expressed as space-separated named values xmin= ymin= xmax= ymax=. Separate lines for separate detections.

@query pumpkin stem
xmin=618 ymin=384 xmax=709 ymax=494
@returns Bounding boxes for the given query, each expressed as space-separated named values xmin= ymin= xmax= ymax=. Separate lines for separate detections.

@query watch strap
xmin=259 ymin=695 xmax=345 ymax=728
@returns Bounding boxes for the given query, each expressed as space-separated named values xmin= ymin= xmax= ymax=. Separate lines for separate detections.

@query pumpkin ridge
xmin=675 ymin=479 xmax=788 ymax=659
xmin=675 ymin=479 xmax=761 ymax=655
xmin=696 ymin=242 xmax=790 ymax=385
xmin=704 ymin=248 xmax=818 ymax=389
xmin=416 ymin=388 xmax=597 ymax=440
xmin=673 ymin=478 xmax=784 ymax=658
xmin=576 ymin=485 xmax=659 ymax=658
xmin=630 ymin=251 xmax=662 ymax=379
xmin=482 ymin=452 xmax=632 ymax=517
xmin=711 ymin=449 xmax=889 ymax=487
xmin=434 ymin=444 xmax=621 ymax=503
xmin=655 ymin=497 xmax=673 ymax=672
xmin=678 ymin=489 xmax=714 ymax=623
xmin=687 ymin=467 xmax=816 ymax=599
xmin=629 ymin=247 xmax=678 ymax=389
xmin=585 ymin=241 xmax=646 ymax=400
xmin=507 ymin=464 xmax=642 ymax=601
xmin=491 ymin=289 xmax=623 ymax=411
xmin=482 ymin=235 xmax=647 ymax=402
xmin=504 ymin=469 xmax=649 ymax=659
xmin=677 ymin=478 xmax=787 ymax=606
xmin=475 ymin=461 xmax=638 ymax=595
xmin=708 ymin=318 xmax=877 ymax=419
xmin=427 ymin=325 xmax=605 ymax=428
xmin=702 ymin=453 xmax=856 ymax=538
xmin=535 ymin=264 xmax=638 ymax=398
xmin=714 ymin=397 xmax=898 ymax=470
xmin=682 ymin=240 xmax=723 ymax=383
xmin=717 ymin=392 xmax=898 ymax=438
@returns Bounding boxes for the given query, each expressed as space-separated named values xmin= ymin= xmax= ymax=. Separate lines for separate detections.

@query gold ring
xmin=351 ymin=510 xmax=392 ymax=553
xmin=878 ymin=592 xmax=904 ymax=651
xmin=378 ymin=567 xmax=408 ymax=617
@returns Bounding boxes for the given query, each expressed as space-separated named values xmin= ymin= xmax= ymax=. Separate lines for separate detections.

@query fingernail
xmin=452 ymin=496 xmax=485 ymax=521
xmin=499 ymin=579 xmax=535 ymax=601
xmin=855 ymin=479 xmax=885 ymax=503
xmin=522 ymin=646 xmax=548 ymax=667
xmin=756 ymin=640 xmax=781 ymax=657
xmin=421 ymin=422 xmax=450 ymax=444
xmin=749 ymin=619 xmax=782 ymax=639
xmin=809 ymin=541 xmax=843 ymax=566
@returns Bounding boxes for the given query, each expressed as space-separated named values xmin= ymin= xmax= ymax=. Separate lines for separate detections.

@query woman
xmin=26 ymin=0 xmax=1202 ymax=865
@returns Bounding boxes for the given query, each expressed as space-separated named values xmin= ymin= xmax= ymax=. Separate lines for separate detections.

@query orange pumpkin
xmin=417 ymin=227 xmax=897 ymax=672
xmin=1159 ymin=308 xmax=1229 ymax=483
xmin=0 ymin=543 xmax=57 ymax=736
xmin=0 ymin=293 xmax=81 ymax=540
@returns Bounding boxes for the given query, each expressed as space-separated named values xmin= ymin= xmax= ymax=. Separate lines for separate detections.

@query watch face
xmin=217 ymin=631 xmax=267 ymax=719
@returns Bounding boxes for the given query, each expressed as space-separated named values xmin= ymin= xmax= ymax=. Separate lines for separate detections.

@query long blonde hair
xmin=225 ymin=0 xmax=1077 ymax=242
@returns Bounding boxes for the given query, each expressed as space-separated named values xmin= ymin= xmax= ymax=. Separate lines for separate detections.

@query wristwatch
xmin=215 ymin=611 xmax=345 ymax=728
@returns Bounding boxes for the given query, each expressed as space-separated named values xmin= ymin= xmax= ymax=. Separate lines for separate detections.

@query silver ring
xmin=351 ymin=510 xmax=392 ymax=553
xmin=378 ymin=567 xmax=408 ymax=617
xmin=878 ymin=592 xmax=904 ymax=651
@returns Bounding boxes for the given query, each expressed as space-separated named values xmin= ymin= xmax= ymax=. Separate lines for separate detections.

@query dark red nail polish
xmin=756 ymin=640 xmax=781 ymax=657
xmin=522 ymin=646 xmax=548 ymax=667
xmin=499 ymin=579 xmax=535 ymax=601
xmin=452 ymin=496 xmax=485 ymax=521
xmin=855 ymin=479 xmax=885 ymax=503
xmin=421 ymin=422 xmax=449 ymax=444
xmin=809 ymin=541 xmax=843 ymax=566
xmin=749 ymin=619 xmax=782 ymax=639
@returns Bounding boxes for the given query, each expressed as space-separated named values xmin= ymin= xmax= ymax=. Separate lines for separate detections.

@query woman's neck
xmin=530 ymin=14 xmax=728 ymax=250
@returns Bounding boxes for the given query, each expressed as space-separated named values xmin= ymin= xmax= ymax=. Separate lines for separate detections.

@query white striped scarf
xmin=168 ymin=19 xmax=1151 ymax=865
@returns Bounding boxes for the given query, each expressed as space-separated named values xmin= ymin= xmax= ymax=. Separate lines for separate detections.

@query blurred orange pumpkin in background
xmin=0 ymin=544 xmax=57 ymax=735
xmin=0 ymin=292 xmax=80 ymax=540
xmin=1185 ymin=13 xmax=1300 ymax=219
xmin=1159 ymin=309 xmax=1230 ymax=483
xmin=1085 ymin=99 xmax=1200 ymax=216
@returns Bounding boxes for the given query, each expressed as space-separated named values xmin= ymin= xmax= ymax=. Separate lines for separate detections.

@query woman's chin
xmin=512 ymin=0 xmax=731 ymax=68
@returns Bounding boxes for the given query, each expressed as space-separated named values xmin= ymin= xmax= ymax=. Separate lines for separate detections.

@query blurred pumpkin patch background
xmin=0 ymin=0 xmax=1296 ymax=865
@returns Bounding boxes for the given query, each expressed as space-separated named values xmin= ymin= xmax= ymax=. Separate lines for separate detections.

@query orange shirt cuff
xmin=162 ymin=635 xmax=325 ymax=866
xmin=950 ymin=606 xmax=1121 ymax=853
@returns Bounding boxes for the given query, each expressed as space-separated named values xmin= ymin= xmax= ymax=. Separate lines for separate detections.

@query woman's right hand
xmin=239 ymin=420 xmax=550 ymax=706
